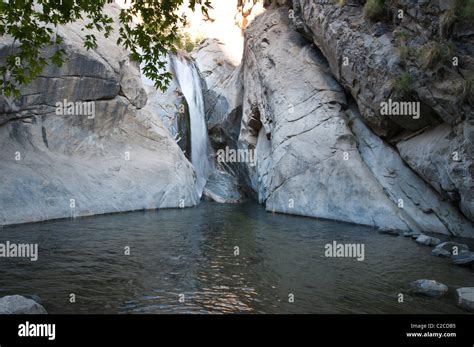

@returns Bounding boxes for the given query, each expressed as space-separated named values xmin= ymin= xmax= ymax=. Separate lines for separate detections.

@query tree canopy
xmin=0 ymin=0 xmax=212 ymax=97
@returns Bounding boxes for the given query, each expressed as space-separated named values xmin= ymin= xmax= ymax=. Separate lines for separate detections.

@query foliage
xmin=391 ymin=72 xmax=413 ymax=97
xmin=418 ymin=41 xmax=455 ymax=69
xmin=363 ymin=0 xmax=385 ymax=21
xmin=0 ymin=0 xmax=212 ymax=97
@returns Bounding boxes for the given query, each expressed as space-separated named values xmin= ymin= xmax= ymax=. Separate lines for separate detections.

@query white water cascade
xmin=172 ymin=55 xmax=213 ymax=197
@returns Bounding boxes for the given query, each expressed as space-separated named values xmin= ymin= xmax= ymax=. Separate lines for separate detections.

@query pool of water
xmin=0 ymin=202 xmax=472 ymax=314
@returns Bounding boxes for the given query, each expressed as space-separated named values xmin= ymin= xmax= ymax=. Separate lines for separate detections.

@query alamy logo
xmin=55 ymin=99 xmax=95 ymax=119
xmin=18 ymin=321 xmax=55 ymax=341
xmin=216 ymin=146 xmax=257 ymax=167
xmin=380 ymin=99 xmax=420 ymax=119
xmin=324 ymin=241 xmax=365 ymax=261
xmin=0 ymin=241 xmax=38 ymax=261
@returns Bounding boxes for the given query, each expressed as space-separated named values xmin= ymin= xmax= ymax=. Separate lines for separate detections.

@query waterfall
xmin=172 ymin=55 xmax=213 ymax=197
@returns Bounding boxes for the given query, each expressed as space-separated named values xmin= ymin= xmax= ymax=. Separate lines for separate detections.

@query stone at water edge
xmin=455 ymin=288 xmax=474 ymax=312
xmin=431 ymin=248 xmax=452 ymax=258
xmin=451 ymin=252 xmax=474 ymax=266
xmin=415 ymin=234 xmax=441 ymax=247
xmin=409 ymin=280 xmax=449 ymax=298
xmin=377 ymin=227 xmax=400 ymax=236
xmin=432 ymin=242 xmax=470 ymax=258
xmin=0 ymin=295 xmax=47 ymax=314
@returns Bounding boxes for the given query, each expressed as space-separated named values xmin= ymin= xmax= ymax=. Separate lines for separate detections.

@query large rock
xmin=0 ymin=295 xmax=47 ymax=314
xmin=455 ymin=288 xmax=474 ymax=312
xmin=237 ymin=7 xmax=474 ymax=236
xmin=0 ymin=4 xmax=199 ymax=225
xmin=415 ymin=234 xmax=442 ymax=247
xmin=240 ymin=8 xmax=405 ymax=229
xmin=292 ymin=0 xmax=474 ymax=226
xmin=409 ymin=280 xmax=448 ymax=298
xmin=203 ymin=169 xmax=243 ymax=203
xmin=430 ymin=240 xmax=470 ymax=257
xmin=345 ymin=102 xmax=473 ymax=237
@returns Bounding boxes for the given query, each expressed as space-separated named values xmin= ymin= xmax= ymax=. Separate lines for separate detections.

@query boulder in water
xmin=409 ymin=280 xmax=448 ymax=298
xmin=455 ymin=288 xmax=474 ymax=312
xmin=432 ymin=242 xmax=469 ymax=258
xmin=415 ymin=235 xmax=441 ymax=247
xmin=0 ymin=295 xmax=47 ymax=314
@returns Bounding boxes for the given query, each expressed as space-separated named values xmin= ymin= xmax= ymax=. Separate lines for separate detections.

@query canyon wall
xmin=1 ymin=0 xmax=472 ymax=238
xmin=236 ymin=6 xmax=473 ymax=237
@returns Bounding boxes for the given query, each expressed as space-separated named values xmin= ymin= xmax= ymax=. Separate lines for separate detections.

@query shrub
xmin=177 ymin=31 xmax=205 ymax=53
xmin=392 ymin=73 xmax=413 ymax=97
xmin=418 ymin=41 xmax=455 ymax=69
xmin=419 ymin=42 xmax=442 ymax=69
xmin=456 ymin=0 xmax=474 ymax=21
xmin=363 ymin=0 xmax=386 ymax=21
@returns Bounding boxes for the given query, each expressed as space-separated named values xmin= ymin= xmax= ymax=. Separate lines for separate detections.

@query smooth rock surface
xmin=0 ymin=4 xmax=199 ymax=225
xmin=237 ymin=7 xmax=474 ymax=236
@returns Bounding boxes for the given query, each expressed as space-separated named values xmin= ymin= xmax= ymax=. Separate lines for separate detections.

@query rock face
xmin=237 ymin=7 xmax=474 ymax=236
xmin=0 ymin=4 xmax=199 ymax=225
xmin=292 ymin=0 xmax=474 ymax=225
xmin=203 ymin=169 xmax=244 ymax=204
xmin=141 ymin=58 xmax=192 ymax=159
xmin=0 ymin=295 xmax=47 ymax=314
xmin=194 ymin=38 xmax=243 ymax=151
xmin=345 ymin=102 xmax=473 ymax=236
xmin=409 ymin=280 xmax=448 ymax=298
xmin=193 ymin=37 xmax=248 ymax=203
xmin=396 ymin=123 xmax=474 ymax=222
xmin=293 ymin=0 xmax=473 ymax=135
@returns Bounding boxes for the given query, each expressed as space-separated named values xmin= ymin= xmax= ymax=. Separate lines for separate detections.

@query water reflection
xmin=0 ymin=202 xmax=472 ymax=314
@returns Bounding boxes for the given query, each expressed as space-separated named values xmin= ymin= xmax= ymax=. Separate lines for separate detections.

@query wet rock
xmin=431 ymin=248 xmax=452 ymax=258
xmin=434 ymin=242 xmax=469 ymax=256
xmin=455 ymin=288 xmax=474 ymax=312
xmin=415 ymin=234 xmax=441 ymax=246
xmin=0 ymin=295 xmax=47 ymax=314
xmin=409 ymin=280 xmax=448 ymax=298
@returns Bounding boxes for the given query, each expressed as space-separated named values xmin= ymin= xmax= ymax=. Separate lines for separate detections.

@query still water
xmin=0 ymin=202 xmax=472 ymax=314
